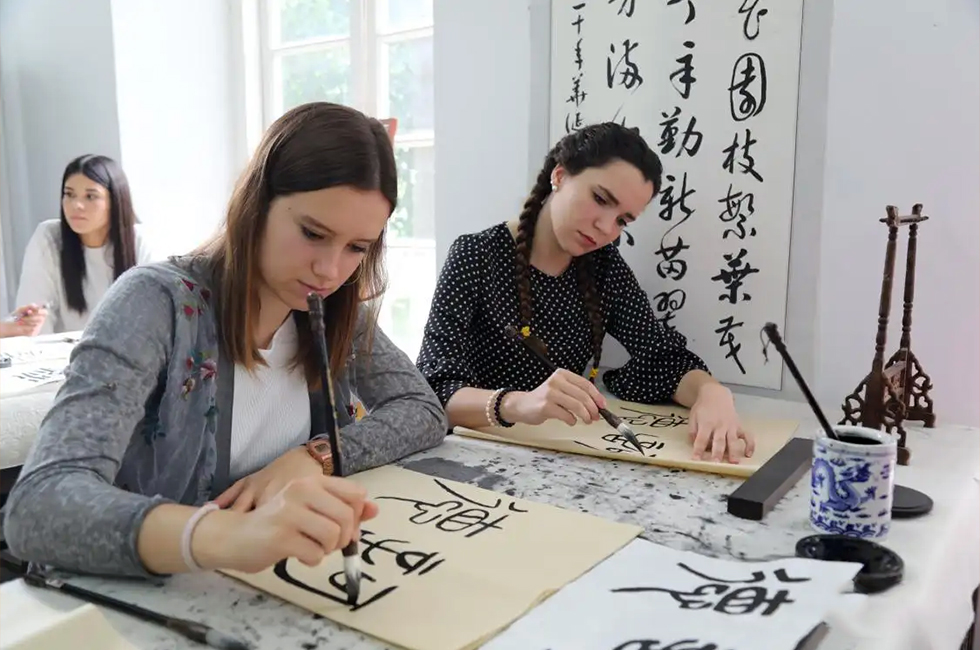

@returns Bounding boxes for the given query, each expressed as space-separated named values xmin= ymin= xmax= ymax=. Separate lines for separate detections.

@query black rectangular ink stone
xmin=727 ymin=437 xmax=812 ymax=521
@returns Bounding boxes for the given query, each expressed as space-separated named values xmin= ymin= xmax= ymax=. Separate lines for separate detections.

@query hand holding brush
xmin=502 ymin=325 xmax=645 ymax=455
xmin=306 ymin=292 xmax=363 ymax=605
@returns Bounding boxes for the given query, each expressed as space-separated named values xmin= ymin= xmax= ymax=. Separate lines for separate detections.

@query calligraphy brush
xmin=503 ymin=324 xmax=645 ymax=455
xmin=761 ymin=322 xmax=840 ymax=442
xmin=22 ymin=571 xmax=251 ymax=649
xmin=306 ymin=292 xmax=361 ymax=605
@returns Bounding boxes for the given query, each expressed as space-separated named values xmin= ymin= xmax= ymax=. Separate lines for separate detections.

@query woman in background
xmin=15 ymin=154 xmax=153 ymax=334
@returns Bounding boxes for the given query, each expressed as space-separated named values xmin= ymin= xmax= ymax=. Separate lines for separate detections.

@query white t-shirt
xmin=14 ymin=219 xmax=154 ymax=334
xmin=229 ymin=316 xmax=311 ymax=481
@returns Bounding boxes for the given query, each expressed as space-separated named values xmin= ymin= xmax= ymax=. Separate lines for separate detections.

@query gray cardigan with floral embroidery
xmin=3 ymin=255 xmax=447 ymax=578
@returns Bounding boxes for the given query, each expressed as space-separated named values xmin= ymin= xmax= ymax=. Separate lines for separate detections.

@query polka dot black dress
xmin=417 ymin=223 xmax=709 ymax=407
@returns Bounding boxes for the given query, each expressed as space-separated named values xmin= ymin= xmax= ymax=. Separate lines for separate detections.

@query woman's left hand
xmin=215 ymin=446 xmax=325 ymax=512
xmin=688 ymin=383 xmax=754 ymax=463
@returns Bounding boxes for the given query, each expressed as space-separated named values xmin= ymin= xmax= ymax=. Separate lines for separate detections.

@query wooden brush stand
xmin=840 ymin=204 xmax=936 ymax=465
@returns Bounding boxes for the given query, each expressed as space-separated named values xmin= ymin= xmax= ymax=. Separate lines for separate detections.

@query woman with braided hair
xmin=417 ymin=122 xmax=753 ymax=463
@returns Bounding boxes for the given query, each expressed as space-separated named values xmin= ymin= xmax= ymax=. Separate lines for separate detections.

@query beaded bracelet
xmin=493 ymin=388 xmax=517 ymax=428
xmin=485 ymin=388 xmax=505 ymax=426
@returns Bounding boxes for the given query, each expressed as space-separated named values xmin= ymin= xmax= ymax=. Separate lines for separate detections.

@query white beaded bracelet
xmin=180 ymin=502 xmax=219 ymax=572
xmin=485 ymin=388 xmax=504 ymax=426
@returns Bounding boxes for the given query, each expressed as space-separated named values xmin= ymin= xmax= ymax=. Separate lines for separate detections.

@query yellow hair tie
xmin=589 ymin=367 xmax=599 ymax=379
xmin=520 ymin=326 xmax=531 ymax=338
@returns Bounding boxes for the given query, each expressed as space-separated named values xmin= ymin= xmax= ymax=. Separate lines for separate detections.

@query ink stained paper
xmin=222 ymin=466 xmax=643 ymax=650
xmin=481 ymin=538 xmax=863 ymax=650
xmin=456 ymin=397 xmax=799 ymax=478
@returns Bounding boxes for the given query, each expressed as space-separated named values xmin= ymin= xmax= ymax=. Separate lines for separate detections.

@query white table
xmin=2 ymin=394 xmax=978 ymax=650
xmin=0 ymin=332 xmax=79 ymax=471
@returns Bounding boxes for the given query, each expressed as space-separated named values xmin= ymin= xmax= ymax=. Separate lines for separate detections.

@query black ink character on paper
xmin=574 ymin=433 xmax=666 ymax=457
xmin=612 ymin=562 xmax=809 ymax=616
xmin=651 ymin=289 xmax=686 ymax=330
xmin=618 ymin=407 xmax=689 ymax=429
xmin=717 ymin=184 xmax=756 ymax=240
xmin=667 ymin=0 xmax=695 ymax=25
xmin=659 ymin=172 xmax=696 ymax=223
xmin=609 ymin=0 xmax=635 ymax=17
xmin=715 ymin=316 xmax=746 ymax=375
xmin=711 ymin=248 xmax=759 ymax=304
xmin=669 ymin=42 xmax=696 ymax=99
xmin=271 ymin=529 xmax=445 ymax=612
xmin=12 ymin=366 xmax=60 ymax=384
xmin=655 ymin=236 xmax=690 ymax=281
xmin=722 ymin=130 xmax=763 ymax=182
xmin=613 ymin=641 xmax=736 ymax=650
xmin=729 ymin=53 xmax=767 ymax=121
xmin=607 ymin=40 xmax=644 ymax=90
xmin=658 ymin=106 xmax=703 ymax=158
xmin=738 ymin=0 xmax=768 ymax=41
xmin=376 ymin=478 xmax=528 ymax=538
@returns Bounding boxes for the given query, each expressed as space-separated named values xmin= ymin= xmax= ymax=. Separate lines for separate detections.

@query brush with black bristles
xmin=503 ymin=324 xmax=645 ymax=455
xmin=22 ymin=570 xmax=251 ymax=649
xmin=306 ymin=292 xmax=361 ymax=606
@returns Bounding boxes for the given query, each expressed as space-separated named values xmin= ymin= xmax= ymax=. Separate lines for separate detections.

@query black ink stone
xmin=795 ymin=534 xmax=904 ymax=594
xmin=891 ymin=485 xmax=933 ymax=518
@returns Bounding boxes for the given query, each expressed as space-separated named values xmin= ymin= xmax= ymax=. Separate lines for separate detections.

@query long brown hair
xmin=196 ymin=102 xmax=397 ymax=384
xmin=515 ymin=123 xmax=663 ymax=381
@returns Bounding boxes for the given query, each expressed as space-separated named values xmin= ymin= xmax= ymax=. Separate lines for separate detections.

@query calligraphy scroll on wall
xmin=550 ymin=0 xmax=804 ymax=389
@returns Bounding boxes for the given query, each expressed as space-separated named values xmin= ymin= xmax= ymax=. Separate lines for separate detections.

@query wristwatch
xmin=305 ymin=439 xmax=334 ymax=476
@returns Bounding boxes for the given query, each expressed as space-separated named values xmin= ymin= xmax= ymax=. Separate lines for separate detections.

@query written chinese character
xmin=611 ymin=562 xmax=809 ymax=616
xmin=669 ymin=41 xmax=696 ymax=99
xmin=607 ymin=40 xmax=644 ymax=89
xmin=659 ymin=173 xmax=696 ymax=223
xmin=667 ymin=0 xmax=695 ymax=24
xmin=711 ymin=248 xmax=759 ymax=304
xmin=608 ymin=0 xmax=635 ymax=17
xmin=722 ymin=130 xmax=763 ymax=182
xmin=738 ymin=0 xmax=768 ymax=40
xmin=715 ymin=316 xmax=746 ymax=374
xmin=729 ymin=53 xmax=767 ymax=121
xmin=376 ymin=478 xmax=529 ymax=538
xmin=655 ymin=236 xmax=690 ymax=281
xmin=651 ymin=288 xmax=687 ymax=330
xmin=271 ymin=529 xmax=446 ymax=612
xmin=717 ymin=184 xmax=756 ymax=240
xmin=658 ymin=107 xmax=703 ymax=158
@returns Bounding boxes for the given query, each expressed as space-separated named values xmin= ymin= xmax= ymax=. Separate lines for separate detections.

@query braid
xmin=515 ymin=122 xmax=661 ymax=381
xmin=576 ymin=254 xmax=605 ymax=382
xmin=514 ymin=154 xmax=557 ymax=332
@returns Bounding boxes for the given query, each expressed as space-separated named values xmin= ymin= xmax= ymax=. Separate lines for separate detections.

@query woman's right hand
xmin=499 ymin=368 xmax=607 ymax=426
xmin=194 ymin=475 xmax=378 ymax=574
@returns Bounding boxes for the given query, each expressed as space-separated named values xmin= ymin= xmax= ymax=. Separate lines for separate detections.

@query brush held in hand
xmin=501 ymin=325 xmax=644 ymax=455
xmin=305 ymin=292 xmax=361 ymax=605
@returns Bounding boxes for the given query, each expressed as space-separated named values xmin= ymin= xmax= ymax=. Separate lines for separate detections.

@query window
xmin=253 ymin=0 xmax=436 ymax=359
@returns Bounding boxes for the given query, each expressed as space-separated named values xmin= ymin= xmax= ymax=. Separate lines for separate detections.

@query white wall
xmin=0 ymin=0 xmax=122 ymax=307
xmin=109 ymin=0 xmax=245 ymax=257
xmin=433 ymin=0 xmax=980 ymax=427
xmin=817 ymin=0 xmax=980 ymax=428
xmin=432 ymin=0 xmax=533 ymax=267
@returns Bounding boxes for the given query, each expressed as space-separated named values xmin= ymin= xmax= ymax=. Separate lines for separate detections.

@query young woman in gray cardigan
xmin=4 ymin=103 xmax=447 ymax=579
